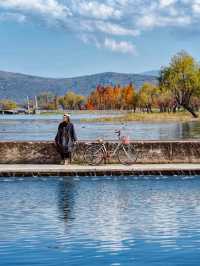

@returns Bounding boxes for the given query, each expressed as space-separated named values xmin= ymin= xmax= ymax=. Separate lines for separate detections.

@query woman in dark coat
xmin=55 ymin=113 xmax=77 ymax=164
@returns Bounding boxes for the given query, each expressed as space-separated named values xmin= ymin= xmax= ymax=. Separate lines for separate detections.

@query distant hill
xmin=140 ymin=70 xmax=160 ymax=76
xmin=0 ymin=71 xmax=158 ymax=103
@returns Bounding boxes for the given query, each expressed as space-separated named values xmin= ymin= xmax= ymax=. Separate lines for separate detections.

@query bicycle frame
xmin=99 ymin=141 xmax=125 ymax=162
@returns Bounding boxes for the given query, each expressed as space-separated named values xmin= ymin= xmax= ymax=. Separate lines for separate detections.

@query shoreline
xmin=81 ymin=111 xmax=200 ymax=123
xmin=0 ymin=109 xmax=199 ymax=123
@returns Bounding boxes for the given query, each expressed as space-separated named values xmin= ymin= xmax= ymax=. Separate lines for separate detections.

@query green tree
xmin=138 ymin=83 xmax=158 ymax=113
xmin=59 ymin=91 xmax=85 ymax=110
xmin=159 ymin=51 xmax=200 ymax=118
xmin=0 ymin=99 xmax=17 ymax=110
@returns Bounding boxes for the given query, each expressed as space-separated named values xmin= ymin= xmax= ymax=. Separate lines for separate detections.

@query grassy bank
xmin=81 ymin=111 xmax=200 ymax=123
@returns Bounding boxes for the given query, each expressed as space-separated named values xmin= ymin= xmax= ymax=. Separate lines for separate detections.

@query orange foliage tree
xmin=86 ymin=83 xmax=137 ymax=110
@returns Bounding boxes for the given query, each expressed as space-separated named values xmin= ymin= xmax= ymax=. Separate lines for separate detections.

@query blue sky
xmin=0 ymin=0 xmax=200 ymax=78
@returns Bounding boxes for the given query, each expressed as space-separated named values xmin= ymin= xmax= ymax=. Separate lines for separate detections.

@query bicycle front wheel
xmin=84 ymin=145 xmax=104 ymax=165
xmin=118 ymin=145 xmax=138 ymax=165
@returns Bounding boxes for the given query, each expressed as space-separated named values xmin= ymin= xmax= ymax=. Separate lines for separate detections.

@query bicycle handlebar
xmin=114 ymin=130 xmax=121 ymax=139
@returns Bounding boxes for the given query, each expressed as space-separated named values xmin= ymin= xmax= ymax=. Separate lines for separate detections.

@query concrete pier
xmin=1 ymin=140 xmax=200 ymax=164
xmin=1 ymin=164 xmax=200 ymax=177
xmin=1 ymin=140 xmax=200 ymax=177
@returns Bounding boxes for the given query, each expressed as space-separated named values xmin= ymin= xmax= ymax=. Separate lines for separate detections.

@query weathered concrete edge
xmin=1 ymin=164 xmax=200 ymax=177
xmin=1 ymin=140 xmax=200 ymax=143
xmin=1 ymin=140 xmax=200 ymax=164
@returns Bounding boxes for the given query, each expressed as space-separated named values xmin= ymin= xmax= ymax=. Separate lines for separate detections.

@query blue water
xmin=0 ymin=114 xmax=200 ymax=141
xmin=1 ymin=176 xmax=200 ymax=266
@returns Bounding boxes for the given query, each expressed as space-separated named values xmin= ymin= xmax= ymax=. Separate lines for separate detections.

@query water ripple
xmin=0 ymin=176 xmax=200 ymax=265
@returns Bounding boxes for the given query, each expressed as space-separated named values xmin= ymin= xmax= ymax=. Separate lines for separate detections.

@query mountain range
xmin=140 ymin=70 xmax=160 ymax=76
xmin=0 ymin=70 xmax=159 ymax=103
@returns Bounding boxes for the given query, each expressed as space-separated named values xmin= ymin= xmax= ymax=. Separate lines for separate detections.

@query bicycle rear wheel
xmin=84 ymin=145 xmax=104 ymax=165
xmin=118 ymin=145 xmax=138 ymax=165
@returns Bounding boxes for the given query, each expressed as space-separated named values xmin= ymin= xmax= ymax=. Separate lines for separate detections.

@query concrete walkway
xmin=1 ymin=164 xmax=200 ymax=176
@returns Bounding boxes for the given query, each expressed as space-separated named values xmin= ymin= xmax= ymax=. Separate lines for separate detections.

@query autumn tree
xmin=113 ymin=85 xmax=122 ymax=109
xmin=121 ymin=83 xmax=137 ymax=110
xmin=156 ymin=90 xmax=177 ymax=113
xmin=190 ymin=96 xmax=200 ymax=112
xmin=86 ymin=85 xmax=112 ymax=110
xmin=159 ymin=51 xmax=200 ymax=118
xmin=86 ymin=84 xmax=137 ymax=110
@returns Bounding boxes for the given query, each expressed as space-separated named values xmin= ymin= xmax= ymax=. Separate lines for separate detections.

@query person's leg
xmin=64 ymin=152 xmax=72 ymax=164
xmin=60 ymin=151 xmax=65 ymax=164
xmin=64 ymin=152 xmax=69 ymax=165
xmin=56 ymin=145 xmax=65 ymax=164
xmin=68 ymin=152 xmax=72 ymax=163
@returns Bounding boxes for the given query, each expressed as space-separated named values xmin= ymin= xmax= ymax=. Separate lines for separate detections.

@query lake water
xmin=0 ymin=176 xmax=200 ymax=266
xmin=0 ymin=113 xmax=200 ymax=141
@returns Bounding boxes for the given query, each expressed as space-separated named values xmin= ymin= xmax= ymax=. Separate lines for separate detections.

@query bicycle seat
xmin=97 ymin=138 xmax=104 ymax=143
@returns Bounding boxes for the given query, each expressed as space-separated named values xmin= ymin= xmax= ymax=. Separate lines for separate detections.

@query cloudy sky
xmin=0 ymin=0 xmax=200 ymax=77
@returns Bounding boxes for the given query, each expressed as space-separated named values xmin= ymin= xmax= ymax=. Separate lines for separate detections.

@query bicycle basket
xmin=121 ymin=136 xmax=130 ymax=144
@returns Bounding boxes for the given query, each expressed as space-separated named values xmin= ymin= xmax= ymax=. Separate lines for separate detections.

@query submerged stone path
xmin=1 ymin=164 xmax=200 ymax=176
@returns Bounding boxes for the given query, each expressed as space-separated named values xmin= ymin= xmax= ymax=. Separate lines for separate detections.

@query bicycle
xmin=84 ymin=130 xmax=140 ymax=165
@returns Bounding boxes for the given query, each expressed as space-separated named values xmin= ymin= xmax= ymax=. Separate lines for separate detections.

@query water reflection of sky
xmin=0 ymin=114 xmax=200 ymax=140
xmin=0 ymin=176 xmax=200 ymax=265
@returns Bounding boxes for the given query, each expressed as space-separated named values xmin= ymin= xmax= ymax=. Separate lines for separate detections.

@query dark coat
xmin=55 ymin=122 xmax=77 ymax=153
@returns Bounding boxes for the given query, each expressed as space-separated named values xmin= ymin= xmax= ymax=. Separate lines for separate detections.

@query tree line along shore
xmin=1 ymin=51 xmax=200 ymax=121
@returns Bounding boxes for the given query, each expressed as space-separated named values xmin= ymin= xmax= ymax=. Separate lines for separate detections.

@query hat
xmin=63 ymin=113 xmax=70 ymax=117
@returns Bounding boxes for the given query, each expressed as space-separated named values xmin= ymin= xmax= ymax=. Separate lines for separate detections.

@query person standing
xmin=55 ymin=113 xmax=77 ymax=164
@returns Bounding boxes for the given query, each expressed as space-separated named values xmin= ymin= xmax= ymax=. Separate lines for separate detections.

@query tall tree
xmin=123 ymin=83 xmax=137 ymax=110
xmin=159 ymin=51 xmax=200 ymax=118
xmin=138 ymin=83 xmax=158 ymax=113
xmin=59 ymin=91 xmax=85 ymax=110
xmin=86 ymin=84 xmax=137 ymax=110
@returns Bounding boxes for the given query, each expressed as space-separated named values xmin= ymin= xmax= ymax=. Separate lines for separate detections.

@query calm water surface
xmin=0 ymin=113 xmax=200 ymax=140
xmin=0 ymin=176 xmax=200 ymax=266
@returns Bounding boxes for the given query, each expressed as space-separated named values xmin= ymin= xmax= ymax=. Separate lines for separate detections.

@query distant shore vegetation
xmin=1 ymin=51 xmax=200 ymax=120
xmin=81 ymin=111 xmax=200 ymax=123
xmin=0 ymin=99 xmax=17 ymax=110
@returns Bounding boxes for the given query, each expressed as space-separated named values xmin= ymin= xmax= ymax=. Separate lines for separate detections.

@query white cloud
xmin=192 ymin=0 xmax=200 ymax=13
xmin=0 ymin=12 xmax=26 ymax=22
xmin=80 ymin=33 xmax=102 ymax=48
xmin=0 ymin=0 xmax=71 ymax=18
xmin=159 ymin=0 xmax=176 ymax=8
xmin=73 ymin=1 xmax=122 ymax=20
xmin=137 ymin=14 xmax=191 ymax=28
xmin=0 ymin=0 xmax=200 ymax=53
xmin=104 ymin=38 xmax=136 ymax=54
xmin=95 ymin=21 xmax=140 ymax=36
xmin=80 ymin=34 xmax=136 ymax=54
xmin=80 ymin=20 xmax=139 ymax=36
